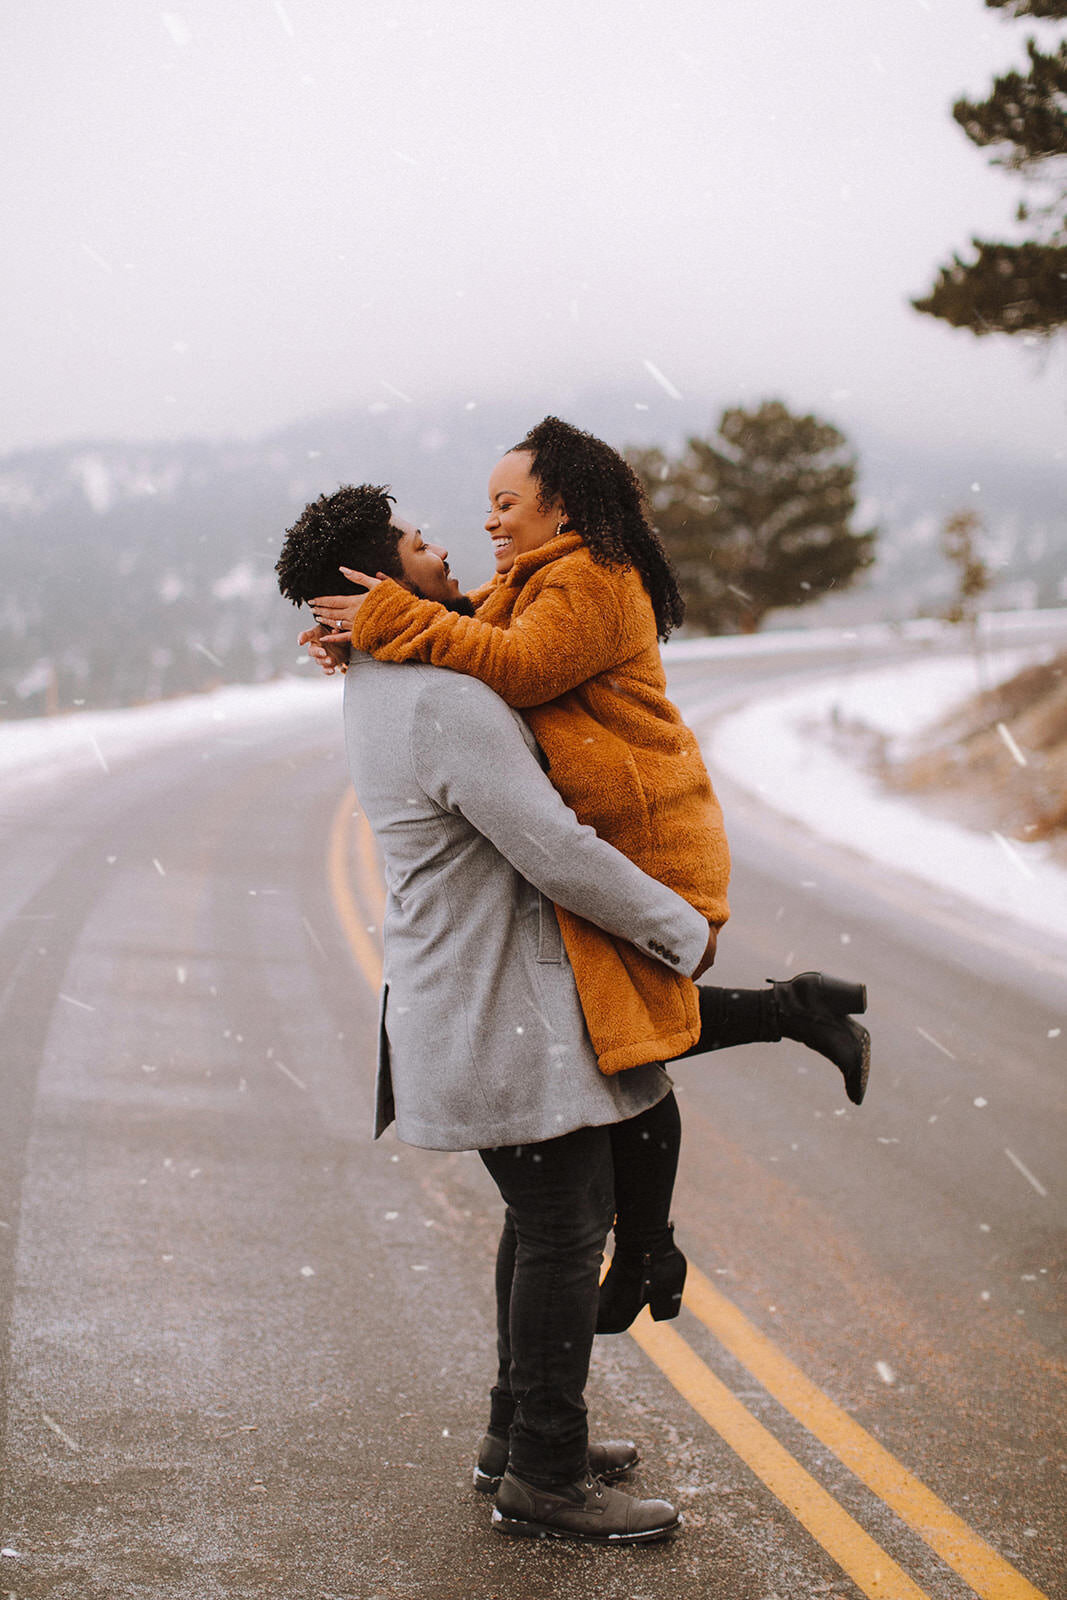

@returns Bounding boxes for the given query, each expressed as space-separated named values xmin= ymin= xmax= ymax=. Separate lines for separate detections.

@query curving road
xmin=0 ymin=647 xmax=1062 ymax=1600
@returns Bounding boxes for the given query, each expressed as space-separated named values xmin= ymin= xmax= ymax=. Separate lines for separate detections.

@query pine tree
xmin=913 ymin=0 xmax=1067 ymax=336
xmin=631 ymin=402 xmax=877 ymax=635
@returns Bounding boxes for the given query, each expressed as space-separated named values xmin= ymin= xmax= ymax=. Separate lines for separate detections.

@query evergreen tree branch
xmin=984 ymin=0 xmax=1066 ymax=19
xmin=953 ymin=41 xmax=1067 ymax=168
xmin=912 ymin=239 xmax=1067 ymax=334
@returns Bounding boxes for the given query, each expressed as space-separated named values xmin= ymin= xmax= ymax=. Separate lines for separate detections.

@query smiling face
xmin=392 ymin=517 xmax=463 ymax=605
xmin=484 ymin=451 xmax=566 ymax=574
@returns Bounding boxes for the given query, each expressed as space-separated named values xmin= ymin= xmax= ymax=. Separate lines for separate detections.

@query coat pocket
xmin=537 ymin=895 xmax=563 ymax=963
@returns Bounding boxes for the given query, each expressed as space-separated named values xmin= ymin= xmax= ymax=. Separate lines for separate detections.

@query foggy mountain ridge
xmin=1 ymin=394 xmax=1064 ymax=719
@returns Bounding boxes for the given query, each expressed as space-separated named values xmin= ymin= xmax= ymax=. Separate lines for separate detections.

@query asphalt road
xmin=0 ymin=651 xmax=1063 ymax=1600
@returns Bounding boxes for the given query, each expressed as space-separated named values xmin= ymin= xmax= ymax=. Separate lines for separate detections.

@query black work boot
xmin=492 ymin=1469 xmax=680 ymax=1543
xmin=770 ymin=971 xmax=871 ymax=1105
xmin=474 ymin=1433 xmax=639 ymax=1494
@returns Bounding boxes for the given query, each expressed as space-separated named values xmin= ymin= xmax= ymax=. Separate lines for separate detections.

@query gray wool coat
xmin=342 ymin=651 xmax=710 ymax=1152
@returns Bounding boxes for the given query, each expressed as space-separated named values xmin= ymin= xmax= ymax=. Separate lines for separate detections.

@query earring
xmin=555 ymin=517 xmax=566 ymax=536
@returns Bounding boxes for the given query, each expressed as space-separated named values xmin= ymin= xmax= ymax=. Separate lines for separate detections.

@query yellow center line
xmin=679 ymin=1264 xmax=1049 ymax=1600
xmin=327 ymin=785 xmax=382 ymax=990
xmin=325 ymin=798 xmax=1048 ymax=1600
xmin=630 ymin=1313 xmax=932 ymax=1599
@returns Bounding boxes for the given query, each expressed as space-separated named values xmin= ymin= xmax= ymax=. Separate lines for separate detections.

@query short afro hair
xmin=276 ymin=483 xmax=405 ymax=605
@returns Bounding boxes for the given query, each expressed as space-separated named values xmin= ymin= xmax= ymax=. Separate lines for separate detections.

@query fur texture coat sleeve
xmin=349 ymin=556 xmax=645 ymax=708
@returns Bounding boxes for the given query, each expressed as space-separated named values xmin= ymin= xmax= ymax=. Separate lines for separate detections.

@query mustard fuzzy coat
xmin=350 ymin=531 xmax=731 ymax=1073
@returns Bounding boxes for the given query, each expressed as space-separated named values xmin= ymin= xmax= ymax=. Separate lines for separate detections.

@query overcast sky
xmin=3 ymin=0 xmax=1064 ymax=463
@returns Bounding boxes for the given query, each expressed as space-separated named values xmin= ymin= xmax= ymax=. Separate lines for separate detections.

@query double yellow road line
xmin=633 ymin=1272 xmax=1045 ymax=1599
xmin=326 ymin=785 xmax=1048 ymax=1600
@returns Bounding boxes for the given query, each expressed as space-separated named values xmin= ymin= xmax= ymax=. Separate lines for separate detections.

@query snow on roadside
xmin=0 ymin=675 xmax=341 ymax=788
xmin=705 ymin=651 xmax=1067 ymax=943
xmin=793 ymin=651 xmax=1036 ymax=742
xmin=662 ymin=607 xmax=1067 ymax=665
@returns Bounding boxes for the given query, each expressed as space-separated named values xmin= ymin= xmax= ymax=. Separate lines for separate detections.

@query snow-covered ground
xmin=704 ymin=648 xmax=1067 ymax=943
xmin=0 ymin=675 xmax=341 ymax=791
xmin=661 ymin=607 xmax=1067 ymax=664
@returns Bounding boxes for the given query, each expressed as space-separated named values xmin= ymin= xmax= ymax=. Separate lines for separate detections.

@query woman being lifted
xmin=311 ymin=416 xmax=870 ymax=1335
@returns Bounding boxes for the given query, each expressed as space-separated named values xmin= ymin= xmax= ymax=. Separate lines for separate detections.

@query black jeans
xmin=477 ymin=988 xmax=781 ymax=1486
xmin=479 ymin=1122 xmax=616 ymax=1489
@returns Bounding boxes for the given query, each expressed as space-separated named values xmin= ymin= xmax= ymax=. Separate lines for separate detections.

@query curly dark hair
xmin=276 ymin=483 xmax=404 ymax=605
xmin=510 ymin=416 xmax=685 ymax=640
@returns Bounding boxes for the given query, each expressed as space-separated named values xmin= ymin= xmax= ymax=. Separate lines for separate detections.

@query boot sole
xmin=848 ymin=1023 xmax=871 ymax=1106
xmin=491 ymin=1507 xmax=681 ymax=1543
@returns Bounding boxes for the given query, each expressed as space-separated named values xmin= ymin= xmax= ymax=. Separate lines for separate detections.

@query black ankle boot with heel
xmin=596 ymin=1224 xmax=687 ymax=1335
xmin=769 ymin=971 xmax=870 ymax=1105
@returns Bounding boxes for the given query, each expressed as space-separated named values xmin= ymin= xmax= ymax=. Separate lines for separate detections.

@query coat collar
xmin=503 ymin=530 xmax=586 ymax=586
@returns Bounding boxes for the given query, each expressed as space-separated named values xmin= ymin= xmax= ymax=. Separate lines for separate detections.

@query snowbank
xmin=0 ymin=675 xmax=341 ymax=787
xmin=705 ymin=651 xmax=1067 ymax=942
